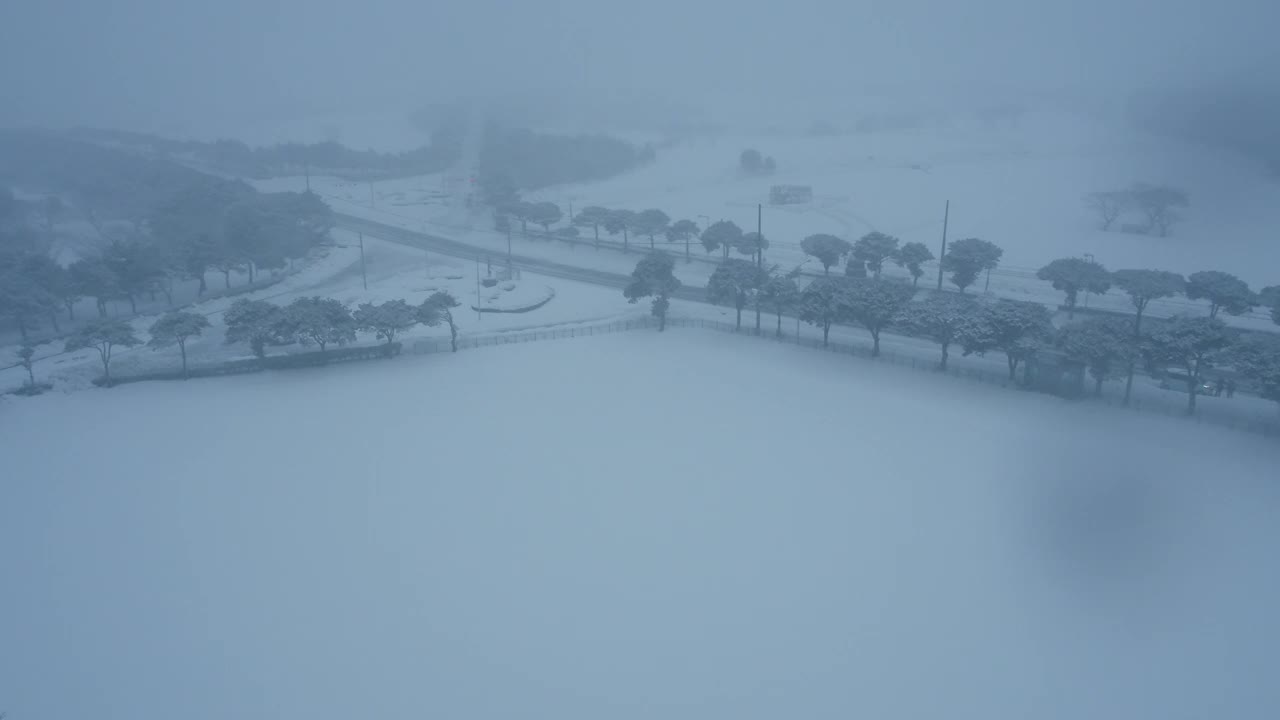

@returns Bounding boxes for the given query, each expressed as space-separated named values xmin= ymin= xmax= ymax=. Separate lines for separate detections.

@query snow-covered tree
xmin=603 ymin=209 xmax=637 ymax=252
xmin=148 ymin=311 xmax=211 ymax=379
xmin=17 ymin=343 xmax=36 ymax=387
xmin=354 ymin=299 xmax=418 ymax=347
xmin=700 ymin=220 xmax=744 ymax=260
xmin=419 ymin=291 xmax=461 ymax=352
xmin=528 ymin=201 xmax=563 ymax=235
xmin=278 ymin=297 xmax=356 ymax=355
xmin=894 ymin=292 xmax=982 ymax=370
xmin=1036 ymin=257 xmax=1111 ymax=319
xmin=842 ymin=278 xmax=915 ymax=356
xmin=759 ymin=272 xmax=799 ymax=338
xmin=1057 ymin=316 xmax=1136 ymax=397
xmin=961 ymin=299 xmax=1054 ymax=381
xmin=224 ymin=298 xmax=285 ymax=359
xmin=1111 ymin=269 xmax=1185 ymax=333
xmin=65 ymin=319 xmax=141 ymax=386
xmin=633 ymin=209 xmax=670 ymax=250
xmin=796 ymin=276 xmax=851 ymax=347
xmin=1144 ymin=316 xmax=1233 ymax=414
xmin=893 ymin=242 xmax=935 ymax=287
xmin=942 ymin=238 xmax=1003 ymax=293
xmin=1185 ymin=271 xmax=1255 ymax=318
xmin=800 ymin=233 xmax=852 ymax=275
xmin=707 ymin=258 xmax=766 ymax=331
xmin=665 ymin=219 xmax=700 ymax=261
xmin=623 ymin=252 xmax=682 ymax=331
xmin=851 ymin=232 xmax=900 ymax=279
xmin=573 ymin=206 xmax=611 ymax=248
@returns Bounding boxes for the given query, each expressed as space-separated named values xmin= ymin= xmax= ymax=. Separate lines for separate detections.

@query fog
xmin=3 ymin=0 xmax=1278 ymax=140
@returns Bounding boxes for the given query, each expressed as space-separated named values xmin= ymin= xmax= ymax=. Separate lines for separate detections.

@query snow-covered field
xmin=3 ymin=331 xmax=1279 ymax=720
xmin=262 ymin=109 xmax=1280 ymax=329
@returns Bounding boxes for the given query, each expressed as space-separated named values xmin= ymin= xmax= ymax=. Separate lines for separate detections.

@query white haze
xmin=2 ymin=0 xmax=1279 ymax=140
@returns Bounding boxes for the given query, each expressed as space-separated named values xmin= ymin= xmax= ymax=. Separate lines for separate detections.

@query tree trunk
xmin=912 ymin=274 xmax=919 ymax=288
xmin=247 ymin=262 xmax=255 ymax=284
xmin=1186 ymin=380 xmax=1197 ymax=415
xmin=776 ymin=311 xmax=783 ymax=337
xmin=100 ymin=348 xmax=111 ymax=386
xmin=1209 ymin=304 xmax=1219 ymax=319
xmin=649 ymin=234 xmax=655 ymax=249
xmin=1066 ymin=293 xmax=1077 ymax=319
xmin=149 ymin=289 xmax=156 ymax=302
xmin=66 ymin=300 xmax=75 ymax=320
xmin=685 ymin=237 xmax=690 ymax=262
xmin=871 ymin=329 xmax=880 ymax=356
xmin=198 ymin=273 xmax=207 ymax=295
xmin=755 ymin=306 xmax=761 ymax=334
xmin=823 ymin=322 xmax=830 ymax=347
xmin=180 ymin=341 xmax=188 ymax=379
xmin=1094 ymin=375 xmax=1103 ymax=397
xmin=1008 ymin=356 xmax=1018 ymax=380
xmin=823 ymin=265 xmax=830 ymax=276
xmin=49 ymin=309 xmax=60 ymax=333
xmin=1123 ymin=363 xmax=1135 ymax=405
xmin=26 ymin=364 xmax=35 ymax=386
xmin=97 ymin=298 xmax=107 ymax=318
xmin=223 ymin=270 xmax=231 ymax=289
xmin=623 ymin=229 xmax=629 ymax=253
xmin=129 ymin=295 xmax=137 ymax=314
xmin=940 ymin=342 xmax=950 ymax=370
xmin=16 ymin=314 xmax=29 ymax=342
xmin=735 ymin=304 xmax=742 ymax=330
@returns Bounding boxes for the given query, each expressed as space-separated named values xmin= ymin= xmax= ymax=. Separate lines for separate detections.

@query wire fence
xmin=410 ymin=314 xmax=1280 ymax=440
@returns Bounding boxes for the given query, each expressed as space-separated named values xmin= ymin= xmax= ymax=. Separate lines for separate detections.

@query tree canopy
xmin=800 ymin=233 xmax=852 ymax=275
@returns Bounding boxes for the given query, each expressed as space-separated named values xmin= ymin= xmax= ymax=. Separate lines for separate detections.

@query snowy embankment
xmin=2 ymin=331 xmax=1278 ymax=720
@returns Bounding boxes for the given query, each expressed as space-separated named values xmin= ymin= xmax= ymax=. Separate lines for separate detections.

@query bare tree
xmin=1084 ymin=191 xmax=1127 ymax=230
xmin=1130 ymin=183 xmax=1189 ymax=237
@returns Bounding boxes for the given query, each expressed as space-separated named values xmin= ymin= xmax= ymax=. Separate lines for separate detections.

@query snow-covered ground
xmin=259 ymin=109 xmax=1280 ymax=329
xmin=0 ymin=230 xmax=643 ymax=392
xmin=3 ymin=331 xmax=1278 ymax=720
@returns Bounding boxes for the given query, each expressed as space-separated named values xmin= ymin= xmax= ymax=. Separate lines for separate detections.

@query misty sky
xmin=3 ymin=0 xmax=1278 ymax=140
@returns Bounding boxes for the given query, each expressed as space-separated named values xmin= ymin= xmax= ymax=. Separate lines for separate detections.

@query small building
xmin=770 ymin=185 xmax=813 ymax=205
xmin=1024 ymin=350 xmax=1086 ymax=398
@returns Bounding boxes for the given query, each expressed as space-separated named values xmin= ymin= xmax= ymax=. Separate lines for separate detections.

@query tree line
xmin=15 ymin=292 xmax=462 ymax=390
xmin=1 ymin=178 xmax=335 ymax=343
xmin=622 ymin=247 xmax=1280 ymax=417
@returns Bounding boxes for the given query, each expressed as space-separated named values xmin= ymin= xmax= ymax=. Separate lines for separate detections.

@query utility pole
xmin=936 ymin=200 xmax=950 ymax=291
xmin=757 ymin=203 xmax=763 ymax=268
xmin=358 ymin=232 xmax=367 ymax=290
